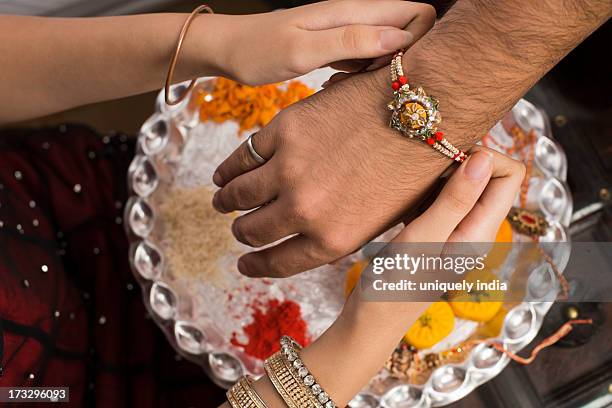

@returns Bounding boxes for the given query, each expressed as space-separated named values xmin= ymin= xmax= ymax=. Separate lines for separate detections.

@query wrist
xmin=399 ymin=46 xmax=480 ymax=151
xmin=365 ymin=63 xmax=458 ymax=170
xmin=296 ymin=296 xmax=430 ymax=406
xmin=190 ymin=13 xmax=266 ymax=84
xmin=172 ymin=13 xmax=231 ymax=82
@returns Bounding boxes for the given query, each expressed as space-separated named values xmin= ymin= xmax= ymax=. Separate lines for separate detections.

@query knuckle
xmin=445 ymin=189 xmax=475 ymax=217
xmin=341 ymin=26 xmax=362 ymax=53
xmin=287 ymin=202 xmax=317 ymax=224
xmin=270 ymin=112 xmax=294 ymax=143
xmin=225 ymin=186 xmax=242 ymax=208
xmin=221 ymin=184 xmax=245 ymax=210
xmin=316 ymin=230 xmax=351 ymax=258
xmin=232 ymin=219 xmax=263 ymax=248
xmin=238 ymin=145 xmax=254 ymax=170
xmin=239 ymin=183 xmax=262 ymax=209
xmin=261 ymin=254 xmax=285 ymax=278
xmin=286 ymin=189 xmax=323 ymax=224
xmin=272 ymin=112 xmax=289 ymax=132
xmin=277 ymin=160 xmax=302 ymax=183
xmin=285 ymin=36 xmax=309 ymax=74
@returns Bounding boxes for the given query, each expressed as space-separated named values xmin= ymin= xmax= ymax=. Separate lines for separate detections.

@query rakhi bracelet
xmin=280 ymin=336 xmax=337 ymax=408
xmin=387 ymin=50 xmax=468 ymax=163
xmin=226 ymin=376 xmax=268 ymax=408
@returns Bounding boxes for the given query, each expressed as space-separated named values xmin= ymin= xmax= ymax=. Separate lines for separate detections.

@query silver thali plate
xmin=124 ymin=71 xmax=572 ymax=406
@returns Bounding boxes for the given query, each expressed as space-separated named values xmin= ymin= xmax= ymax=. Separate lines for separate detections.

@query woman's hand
xmin=295 ymin=148 xmax=525 ymax=406
xmin=214 ymin=0 xmax=436 ymax=85
xmin=0 ymin=1 xmax=433 ymax=124
xmin=244 ymin=148 xmax=524 ymax=408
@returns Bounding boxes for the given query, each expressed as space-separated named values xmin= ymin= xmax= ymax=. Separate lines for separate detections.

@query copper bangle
xmin=164 ymin=4 xmax=214 ymax=106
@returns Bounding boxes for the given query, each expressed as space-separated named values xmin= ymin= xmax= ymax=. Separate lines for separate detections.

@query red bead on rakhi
xmin=387 ymin=51 xmax=468 ymax=163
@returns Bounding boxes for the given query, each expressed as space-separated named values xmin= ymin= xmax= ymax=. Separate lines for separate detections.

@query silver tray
xmin=124 ymin=72 xmax=572 ymax=407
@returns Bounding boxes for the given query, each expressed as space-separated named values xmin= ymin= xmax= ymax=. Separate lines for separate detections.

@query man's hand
xmin=213 ymin=72 xmax=449 ymax=277
xmin=213 ymin=0 xmax=610 ymax=278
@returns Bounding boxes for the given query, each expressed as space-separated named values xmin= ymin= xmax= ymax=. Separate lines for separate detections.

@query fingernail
xmin=237 ymin=259 xmax=247 ymax=274
xmin=464 ymin=151 xmax=493 ymax=181
xmin=237 ymin=258 xmax=251 ymax=276
xmin=379 ymin=29 xmax=413 ymax=51
xmin=212 ymin=191 xmax=223 ymax=212
xmin=212 ymin=171 xmax=223 ymax=186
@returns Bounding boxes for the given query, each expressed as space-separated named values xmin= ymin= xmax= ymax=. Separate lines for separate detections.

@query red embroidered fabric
xmin=0 ymin=125 xmax=225 ymax=407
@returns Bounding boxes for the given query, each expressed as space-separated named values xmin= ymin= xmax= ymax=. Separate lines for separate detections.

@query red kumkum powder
xmin=231 ymin=299 xmax=309 ymax=360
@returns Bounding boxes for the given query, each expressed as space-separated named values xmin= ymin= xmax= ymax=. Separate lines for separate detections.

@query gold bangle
xmin=226 ymin=388 xmax=241 ymax=408
xmin=279 ymin=351 xmax=323 ymax=408
xmin=279 ymin=336 xmax=334 ymax=408
xmin=164 ymin=4 xmax=214 ymax=106
xmin=226 ymin=376 xmax=268 ymax=408
xmin=264 ymin=352 xmax=317 ymax=408
xmin=241 ymin=376 xmax=269 ymax=408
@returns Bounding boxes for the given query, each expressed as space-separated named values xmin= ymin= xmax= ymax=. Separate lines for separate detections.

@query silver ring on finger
xmin=246 ymin=133 xmax=266 ymax=164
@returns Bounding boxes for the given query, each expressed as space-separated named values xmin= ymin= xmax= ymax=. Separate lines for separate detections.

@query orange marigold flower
xmin=198 ymin=78 xmax=314 ymax=131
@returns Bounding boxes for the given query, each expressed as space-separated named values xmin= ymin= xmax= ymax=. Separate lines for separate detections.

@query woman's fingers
xmin=448 ymin=147 xmax=525 ymax=243
xmin=304 ymin=25 xmax=413 ymax=67
xmin=213 ymin=131 xmax=274 ymax=187
xmin=394 ymin=150 xmax=494 ymax=243
xmin=231 ymin=200 xmax=297 ymax=248
xmin=295 ymin=0 xmax=436 ymax=72
xmin=302 ymin=0 xmax=436 ymax=33
xmin=212 ymin=164 xmax=278 ymax=213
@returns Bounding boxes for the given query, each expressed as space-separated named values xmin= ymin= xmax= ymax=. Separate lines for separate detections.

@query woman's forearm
xmin=0 ymin=0 xmax=431 ymax=126
xmin=219 ymin=144 xmax=523 ymax=407
xmin=296 ymin=299 xmax=431 ymax=406
xmin=0 ymin=13 xmax=230 ymax=124
xmin=245 ymin=297 xmax=430 ymax=408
